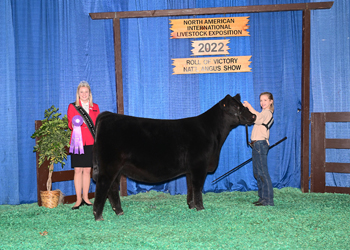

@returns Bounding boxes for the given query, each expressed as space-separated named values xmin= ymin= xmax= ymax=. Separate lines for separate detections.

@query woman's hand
xmin=243 ymin=101 xmax=251 ymax=108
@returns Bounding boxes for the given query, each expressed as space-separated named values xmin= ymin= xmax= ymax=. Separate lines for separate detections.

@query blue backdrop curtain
xmin=247 ymin=0 xmax=305 ymax=189
xmin=311 ymin=0 xmax=350 ymax=187
xmin=0 ymin=0 xmax=18 ymax=204
xmin=4 ymin=0 xmax=121 ymax=204
xmin=1 ymin=0 xmax=349 ymax=205
xmin=124 ymin=0 xmax=306 ymax=195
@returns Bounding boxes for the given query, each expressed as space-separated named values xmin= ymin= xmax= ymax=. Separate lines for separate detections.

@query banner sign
xmin=170 ymin=17 xmax=249 ymax=39
xmin=172 ymin=56 xmax=252 ymax=74
xmin=191 ymin=40 xmax=230 ymax=56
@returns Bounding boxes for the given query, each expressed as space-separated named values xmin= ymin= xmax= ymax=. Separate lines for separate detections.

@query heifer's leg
xmin=107 ymin=174 xmax=124 ymax=215
xmin=186 ymin=173 xmax=195 ymax=209
xmin=192 ymin=170 xmax=207 ymax=211
xmin=93 ymin=172 xmax=113 ymax=221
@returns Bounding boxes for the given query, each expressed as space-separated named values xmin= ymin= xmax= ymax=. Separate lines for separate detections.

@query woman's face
xmin=260 ymin=94 xmax=273 ymax=110
xmin=79 ymin=87 xmax=90 ymax=103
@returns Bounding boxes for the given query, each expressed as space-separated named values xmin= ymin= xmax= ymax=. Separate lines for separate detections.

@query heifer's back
xmin=95 ymin=103 xmax=225 ymax=183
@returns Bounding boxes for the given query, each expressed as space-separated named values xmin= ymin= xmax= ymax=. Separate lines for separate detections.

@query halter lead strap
xmin=245 ymin=124 xmax=251 ymax=148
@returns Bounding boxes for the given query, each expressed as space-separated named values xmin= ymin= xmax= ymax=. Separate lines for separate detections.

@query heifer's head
xmin=220 ymin=94 xmax=256 ymax=126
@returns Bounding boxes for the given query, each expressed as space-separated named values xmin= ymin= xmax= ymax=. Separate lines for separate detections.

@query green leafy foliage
xmin=31 ymin=105 xmax=71 ymax=168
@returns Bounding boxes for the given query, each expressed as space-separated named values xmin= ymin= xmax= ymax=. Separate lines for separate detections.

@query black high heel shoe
xmin=71 ymin=201 xmax=84 ymax=210
xmin=82 ymin=199 xmax=93 ymax=206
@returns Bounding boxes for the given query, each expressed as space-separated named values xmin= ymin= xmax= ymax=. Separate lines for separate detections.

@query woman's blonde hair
xmin=260 ymin=92 xmax=274 ymax=113
xmin=75 ymin=81 xmax=93 ymax=107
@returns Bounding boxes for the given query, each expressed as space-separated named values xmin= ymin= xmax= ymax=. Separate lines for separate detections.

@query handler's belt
xmin=71 ymin=103 xmax=95 ymax=139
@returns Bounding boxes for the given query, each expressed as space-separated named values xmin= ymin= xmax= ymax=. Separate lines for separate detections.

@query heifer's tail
xmin=92 ymin=111 xmax=115 ymax=182
xmin=92 ymin=145 xmax=99 ymax=182
xmin=92 ymin=114 xmax=102 ymax=182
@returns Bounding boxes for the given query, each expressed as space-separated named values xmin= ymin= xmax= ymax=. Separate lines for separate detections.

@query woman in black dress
xmin=67 ymin=81 xmax=100 ymax=209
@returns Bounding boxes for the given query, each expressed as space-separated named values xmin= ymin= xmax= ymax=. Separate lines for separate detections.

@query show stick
xmin=211 ymin=137 xmax=287 ymax=184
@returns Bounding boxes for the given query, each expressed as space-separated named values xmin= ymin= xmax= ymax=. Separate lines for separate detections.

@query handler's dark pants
xmin=252 ymin=140 xmax=274 ymax=206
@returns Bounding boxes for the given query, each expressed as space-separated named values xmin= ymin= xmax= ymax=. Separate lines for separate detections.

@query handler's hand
xmin=243 ymin=101 xmax=250 ymax=108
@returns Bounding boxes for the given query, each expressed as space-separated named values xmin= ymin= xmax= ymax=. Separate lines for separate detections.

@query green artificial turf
xmin=1 ymin=188 xmax=349 ymax=249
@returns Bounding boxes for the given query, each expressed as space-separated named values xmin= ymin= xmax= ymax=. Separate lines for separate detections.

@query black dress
xmin=71 ymin=145 xmax=93 ymax=168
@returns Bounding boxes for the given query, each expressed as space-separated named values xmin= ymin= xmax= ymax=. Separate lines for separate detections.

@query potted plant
xmin=31 ymin=105 xmax=71 ymax=208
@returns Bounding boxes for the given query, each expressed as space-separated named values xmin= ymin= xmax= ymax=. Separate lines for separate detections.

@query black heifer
xmin=92 ymin=94 xmax=256 ymax=221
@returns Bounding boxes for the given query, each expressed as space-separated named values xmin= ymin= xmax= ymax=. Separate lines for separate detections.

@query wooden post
xmin=112 ymin=17 xmax=128 ymax=196
xmin=35 ymin=121 xmax=49 ymax=206
xmin=310 ymin=113 xmax=326 ymax=192
xmin=300 ymin=8 xmax=311 ymax=192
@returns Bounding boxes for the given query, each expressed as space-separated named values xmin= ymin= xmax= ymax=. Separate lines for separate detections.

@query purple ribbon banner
xmin=69 ymin=115 xmax=84 ymax=154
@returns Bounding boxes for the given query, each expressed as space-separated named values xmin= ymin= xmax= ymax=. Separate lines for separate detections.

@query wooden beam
xmin=325 ymin=112 xmax=350 ymax=122
xmin=326 ymin=139 xmax=350 ymax=149
xmin=310 ymin=113 xmax=325 ymax=193
xmin=90 ymin=2 xmax=333 ymax=19
xmin=51 ymin=170 xmax=74 ymax=182
xmin=300 ymin=8 xmax=311 ymax=193
xmin=36 ymin=120 xmax=50 ymax=206
xmin=113 ymin=18 xmax=124 ymax=115
xmin=325 ymin=186 xmax=350 ymax=194
xmin=325 ymin=163 xmax=350 ymax=174
xmin=112 ymin=18 xmax=127 ymax=196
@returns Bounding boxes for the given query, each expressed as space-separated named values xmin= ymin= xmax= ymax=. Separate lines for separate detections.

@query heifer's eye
xmin=223 ymin=104 xmax=226 ymax=107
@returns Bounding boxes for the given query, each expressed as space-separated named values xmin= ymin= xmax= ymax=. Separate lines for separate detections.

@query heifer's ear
xmin=233 ymin=94 xmax=241 ymax=103
xmin=221 ymin=95 xmax=231 ymax=107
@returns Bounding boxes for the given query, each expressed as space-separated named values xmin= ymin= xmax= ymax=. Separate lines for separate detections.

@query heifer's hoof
xmin=195 ymin=206 xmax=205 ymax=211
xmin=112 ymin=207 xmax=124 ymax=215
xmin=188 ymin=201 xmax=195 ymax=209
xmin=94 ymin=216 xmax=104 ymax=221
xmin=93 ymin=211 xmax=104 ymax=221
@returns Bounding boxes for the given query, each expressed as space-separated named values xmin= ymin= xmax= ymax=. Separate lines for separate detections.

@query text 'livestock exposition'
xmin=170 ymin=17 xmax=250 ymax=39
